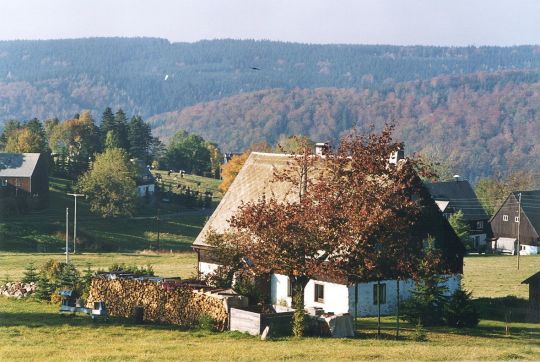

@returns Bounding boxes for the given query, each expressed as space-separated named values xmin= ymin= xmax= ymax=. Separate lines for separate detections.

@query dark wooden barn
xmin=490 ymin=191 xmax=540 ymax=254
xmin=522 ymin=271 xmax=540 ymax=321
xmin=0 ymin=153 xmax=49 ymax=209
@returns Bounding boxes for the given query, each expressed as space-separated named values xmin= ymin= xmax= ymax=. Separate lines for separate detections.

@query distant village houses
xmin=131 ymin=159 xmax=155 ymax=197
xmin=0 ymin=152 xmax=49 ymax=210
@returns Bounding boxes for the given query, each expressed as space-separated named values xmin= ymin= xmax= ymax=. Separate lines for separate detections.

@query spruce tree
xmin=100 ymin=107 xmax=116 ymax=146
xmin=34 ymin=273 xmax=53 ymax=301
xmin=114 ymin=109 xmax=130 ymax=151
xmin=22 ymin=262 xmax=39 ymax=284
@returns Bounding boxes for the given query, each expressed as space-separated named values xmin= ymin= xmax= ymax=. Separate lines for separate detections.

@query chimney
xmin=388 ymin=145 xmax=405 ymax=165
xmin=315 ymin=142 xmax=330 ymax=156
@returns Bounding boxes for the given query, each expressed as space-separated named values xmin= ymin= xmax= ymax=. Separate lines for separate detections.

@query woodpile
xmin=0 ymin=282 xmax=36 ymax=298
xmin=87 ymin=276 xmax=241 ymax=330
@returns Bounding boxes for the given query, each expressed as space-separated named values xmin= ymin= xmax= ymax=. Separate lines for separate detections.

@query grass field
xmin=0 ymin=177 xmax=209 ymax=252
xmin=0 ymin=298 xmax=538 ymax=361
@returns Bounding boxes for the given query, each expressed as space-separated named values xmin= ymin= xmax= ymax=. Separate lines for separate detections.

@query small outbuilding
xmin=522 ymin=271 xmax=540 ymax=321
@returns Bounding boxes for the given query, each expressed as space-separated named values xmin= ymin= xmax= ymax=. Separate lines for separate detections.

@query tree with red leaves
xmin=228 ymin=126 xmax=447 ymax=336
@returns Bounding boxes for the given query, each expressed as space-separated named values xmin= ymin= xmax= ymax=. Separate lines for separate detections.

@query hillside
xmin=149 ymin=70 xmax=540 ymax=181
xmin=2 ymin=38 xmax=540 ymax=124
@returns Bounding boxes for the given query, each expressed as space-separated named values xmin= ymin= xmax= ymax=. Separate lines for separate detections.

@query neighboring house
xmin=522 ymin=271 xmax=540 ymax=321
xmin=490 ymin=191 xmax=540 ymax=255
xmin=193 ymin=151 xmax=465 ymax=317
xmin=0 ymin=152 xmax=49 ymax=209
xmin=131 ymin=159 xmax=155 ymax=197
xmin=426 ymin=178 xmax=491 ymax=251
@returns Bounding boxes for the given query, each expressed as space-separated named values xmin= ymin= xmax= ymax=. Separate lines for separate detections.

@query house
xmin=131 ymin=159 xmax=155 ymax=197
xmin=426 ymin=178 xmax=491 ymax=251
xmin=490 ymin=191 xmax=540 ymax=255
xmin=521 ymin=271 xmax=540 ymax=321
xmin=0 ymin=152 xmax=49 ymax=209
xmin=193 ymin=151 xmax=465 ymax=317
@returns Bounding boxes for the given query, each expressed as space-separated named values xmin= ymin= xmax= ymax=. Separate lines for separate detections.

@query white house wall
xmin=271 ymin=273 xmax=461 ymax=317
xmin=271 ymin=274 xmax=350 ymax=314
xmin=349 ymin=274 xmax=461 ymax=317
xmin=198 ymin=261 xmax=220 ymax=275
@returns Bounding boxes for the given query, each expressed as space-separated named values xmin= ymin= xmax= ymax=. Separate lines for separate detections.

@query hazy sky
xmin=1 ymin=0 xmax=539 ymax=46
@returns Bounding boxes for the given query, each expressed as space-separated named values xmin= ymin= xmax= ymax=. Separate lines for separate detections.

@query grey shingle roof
xmin=0 ymin=153 xmax=40 ymax=178
xmin=425 ymin=180 xmax=488 ymax=221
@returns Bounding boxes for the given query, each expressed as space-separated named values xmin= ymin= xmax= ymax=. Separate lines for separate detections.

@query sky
xmin=0 ymin=0 xmax=539 ymax=46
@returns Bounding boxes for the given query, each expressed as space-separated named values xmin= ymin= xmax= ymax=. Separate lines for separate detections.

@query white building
xmin=193 ymin=152 xmax=465 ymax=316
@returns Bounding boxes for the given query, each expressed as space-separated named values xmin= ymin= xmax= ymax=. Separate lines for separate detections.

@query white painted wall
xmin=198 ymin=261 xmax=220 ymax=275
xmin=271 ymin=273 xmax=462 ymax=317
xmin=348 ymin=274 xmax=461 ymax=317
xmin=271 ymin=273 xmax=350 ymax=314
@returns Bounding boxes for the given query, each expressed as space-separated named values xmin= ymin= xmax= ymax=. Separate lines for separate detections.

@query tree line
xmin=2 ymin=38 xmax=540 ymax=123
xmin=0 ymin=108 xmax=221 ymax=180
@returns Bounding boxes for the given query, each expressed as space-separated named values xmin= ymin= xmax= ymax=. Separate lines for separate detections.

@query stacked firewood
xmin=87 ymin=277 xmax=229 ymax=330
xmin=0 ymin=282 xmax=36 ymax=298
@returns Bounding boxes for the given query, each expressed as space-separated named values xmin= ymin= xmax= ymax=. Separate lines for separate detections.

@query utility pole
xmin=65 ymin=207 xmax=69 ymax=263
xmin=517 ymin=192 xmax=522 ymax=270
xmin=67 ymin=193 xmax=85 ymax=254
xmin=156 ymin=207 xmax=160 ymax=250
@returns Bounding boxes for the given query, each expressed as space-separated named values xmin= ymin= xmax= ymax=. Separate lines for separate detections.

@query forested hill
xmin=149 ymin=70 xmax=540 ymax=181
xmin=2 ymin=37 xmax=540 ymax=123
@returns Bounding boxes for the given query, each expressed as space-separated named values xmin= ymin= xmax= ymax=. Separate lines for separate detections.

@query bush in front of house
xmin=444 ymin=289 xmax=479 ymax=328
xmin=400 ymin=275 xmax=448 ymax=326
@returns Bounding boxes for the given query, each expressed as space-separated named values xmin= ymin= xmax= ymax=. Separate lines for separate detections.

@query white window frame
xmin=476 ymin=221 xmax=483 ymax=229
xmin=515 ymin=216 xmax=520 ymax=223
xmin=503 ymin=215 xmax=509 ymax=222
xmin=1 ymin=179 xmax=6 ymax=187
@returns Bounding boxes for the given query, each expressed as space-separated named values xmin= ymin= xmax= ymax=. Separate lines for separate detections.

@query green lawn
xmin=0 ymin=177 xmax=209 ymax=252
xmin=463 ymin=254 xmax=539 ymax=299
xmin=0 ymin=252 xmax=197 ymax=282
xmin=0 ymin=298 xmax=538 ymax=361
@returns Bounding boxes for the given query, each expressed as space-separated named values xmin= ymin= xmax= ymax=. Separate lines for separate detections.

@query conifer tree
xmin=22 ymin=262 xmax=39 ymax=284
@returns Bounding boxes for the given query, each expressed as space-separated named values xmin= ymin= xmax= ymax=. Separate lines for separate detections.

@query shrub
xmin=22 ymin=262 xmax=39 ymax=284
xmin=108 ymin=263 xmax=154 ymax=276
xmin=400 ymin=275 xmax=448 ymax=326
xmin=233 ymin=277 xmax=261 ymax=305
xmin=445 ymin=290 xmax=479 ymax=328
xmin=197 ymin=313 xmax=216 ymax=331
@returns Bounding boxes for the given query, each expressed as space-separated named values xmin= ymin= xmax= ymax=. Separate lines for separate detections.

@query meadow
xmin=0 ymin=254 xmax=538 ymax=361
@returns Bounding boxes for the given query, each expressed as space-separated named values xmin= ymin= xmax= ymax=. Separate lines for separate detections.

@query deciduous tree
xmin=78 ymin=148 xmax=137 ymax=218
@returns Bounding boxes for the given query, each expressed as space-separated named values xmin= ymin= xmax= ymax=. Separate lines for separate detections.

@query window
xmin=503 ymin=215 xmax=508 ymax=222
xmin=515 ymin=216 xmax=520 ymax=223
xmin=373 ymin=283 xmax=386 ymax=305
xmin=314 ymin=283 xmax=324 ymax=303
xmin=1 ymin=179 xmax=6 ymax=187
xmin=476 ymin=221 xmax=483 ymax=229
xmin=287 ymin=278 xmax=292 ymax=298
xmin=15 ymin=178 xmax=21 ymax=187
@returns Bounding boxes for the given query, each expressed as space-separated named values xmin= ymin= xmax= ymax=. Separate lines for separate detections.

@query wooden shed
xmin=522 ymin=271 xmax=540 ymax=321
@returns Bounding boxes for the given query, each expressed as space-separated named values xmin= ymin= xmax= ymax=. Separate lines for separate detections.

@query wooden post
xmin=377 ymin=279 xmax=381 ymax=338
xmin=396 ymin=278 xmax=400 ymax=339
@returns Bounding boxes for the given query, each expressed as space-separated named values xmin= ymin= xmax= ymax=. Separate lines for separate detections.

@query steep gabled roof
xmin=425 ymin=180 xmax=488 ymax=221
xmin=522 ymin=271 xmax=540 ymax=284
xmin=513 ymin=190 xmax=540 ymax=234
xmin=194 ymin=152 xmax=294 ymax=247
xmin=0 ymin=153 xmax=41 ymax=178
xmin=194 ymin=152 xmax=464 ymax=270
